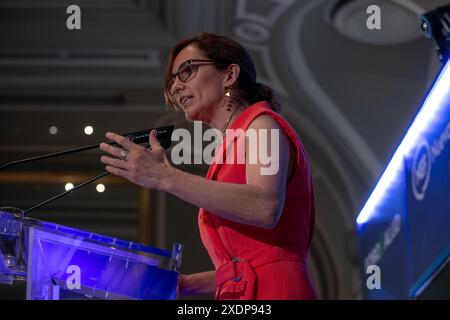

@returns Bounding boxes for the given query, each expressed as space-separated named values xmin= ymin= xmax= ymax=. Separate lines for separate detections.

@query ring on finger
xmin=120 ymin=149 xmax=129 ymax=161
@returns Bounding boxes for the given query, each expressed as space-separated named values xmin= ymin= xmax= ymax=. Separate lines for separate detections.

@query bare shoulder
xmin=247 ymin=113 xmax=282 ymax=131
xmin=247 ymin=114 xmax=289 ymax=144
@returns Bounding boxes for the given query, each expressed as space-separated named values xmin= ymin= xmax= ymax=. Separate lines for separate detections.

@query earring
xmin=224 ymin=87 xmax=232 ymax=111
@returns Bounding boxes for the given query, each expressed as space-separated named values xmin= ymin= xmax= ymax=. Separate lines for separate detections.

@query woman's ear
xmin=225 ymin=63 xmax=240 ymax=87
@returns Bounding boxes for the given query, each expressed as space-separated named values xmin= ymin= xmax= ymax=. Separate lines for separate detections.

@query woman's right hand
xmin=177 ymin=273 xmax=189 ymax=297
xmin=176 ymin=271 xmax=216 ymax=298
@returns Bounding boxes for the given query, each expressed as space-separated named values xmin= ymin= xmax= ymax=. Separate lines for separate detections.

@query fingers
xmin=100 ymin=155 xmax=127 ymax=170
xmin=149 ymin=129 xmax=163 ymax=151
xmin=100 ymin=132 xmax=138 ymax=172
xmin=100 ymin=131 xmax=143 ymax=158
xmin=105 ymin=132 xmax=139 ymax=152
xmin=99 ymin=142 xmax=123 ymax=158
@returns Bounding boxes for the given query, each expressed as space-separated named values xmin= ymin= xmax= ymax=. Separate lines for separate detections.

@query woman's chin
xmin=183 ymin=106 xmax=200 ymax=121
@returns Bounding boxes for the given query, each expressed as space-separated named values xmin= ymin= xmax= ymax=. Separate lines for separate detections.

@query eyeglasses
xmin=168 ymin=59 xmax=215 ymax=93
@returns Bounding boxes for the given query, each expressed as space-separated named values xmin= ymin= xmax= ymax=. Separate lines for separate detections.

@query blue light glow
xmin=357 ymin=59 xmax=450 ymax=225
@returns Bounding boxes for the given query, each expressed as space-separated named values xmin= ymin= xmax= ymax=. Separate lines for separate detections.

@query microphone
xmin=0 ymin=125 xmax=174 ymax=172
xmin=1 ymin=125 xmax=175 ymax=215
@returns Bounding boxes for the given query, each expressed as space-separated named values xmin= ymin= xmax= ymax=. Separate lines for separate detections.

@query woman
xmin=100 ymin=33 xmax=318 ymax=300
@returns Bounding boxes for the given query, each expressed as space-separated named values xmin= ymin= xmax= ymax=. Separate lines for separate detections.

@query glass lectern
xmin=0 ymin=208 xmax=182 ymax=300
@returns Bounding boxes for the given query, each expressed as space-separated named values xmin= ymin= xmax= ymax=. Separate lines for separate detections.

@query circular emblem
xmin=411 ymin=140 xmax=431 ymax=201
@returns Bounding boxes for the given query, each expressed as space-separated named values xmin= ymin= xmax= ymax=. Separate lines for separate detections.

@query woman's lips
xmin=181 ymin=96 xmax=193 ymax=108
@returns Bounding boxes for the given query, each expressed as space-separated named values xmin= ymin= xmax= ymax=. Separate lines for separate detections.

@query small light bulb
xmin=65 ymin=183 xmax=74 ymax=191
xmin=84 ymin=126 xmax=94 ymax=135
xmin=49 ymin=126 xmax=58 ymax=135
xmin=96 ymin=184 xmax=105 ymax=193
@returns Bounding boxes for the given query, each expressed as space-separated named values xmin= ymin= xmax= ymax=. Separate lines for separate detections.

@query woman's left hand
xmin=99 ymin=129 xmax=173 ymax=191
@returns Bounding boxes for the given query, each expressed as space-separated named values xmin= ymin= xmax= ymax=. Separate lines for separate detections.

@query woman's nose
xmin=170 ymin=78 xmax=184 ymax=96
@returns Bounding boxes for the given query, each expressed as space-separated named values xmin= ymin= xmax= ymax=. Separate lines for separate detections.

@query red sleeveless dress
xmin=198 ymin=101 xmax=318 ymax=300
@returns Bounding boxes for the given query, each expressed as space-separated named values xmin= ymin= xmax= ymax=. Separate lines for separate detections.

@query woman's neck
xmin=208 ymin=104 xmax=245 ymax=134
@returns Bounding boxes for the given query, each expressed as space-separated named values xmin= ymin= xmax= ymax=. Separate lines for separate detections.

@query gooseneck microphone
xmin=0 ymin=126 xmax=174 ymax=172
xmin=1 ymin=125 xmax=174 ymax=215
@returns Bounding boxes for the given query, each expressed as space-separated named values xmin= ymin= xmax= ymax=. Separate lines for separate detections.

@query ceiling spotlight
xmin=65 ymin=183 xmax=74 ymax=191
xmin=84 ymin=126 xmax=94 ymax=135
xmin=49 ymin=126 xmax=58 ymax=135
xmin=96 ymin=184 xmax=105 ymax=193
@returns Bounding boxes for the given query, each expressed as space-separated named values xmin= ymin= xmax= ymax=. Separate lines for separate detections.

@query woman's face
xmin=170 ymin=45 xmax=228 ymax=122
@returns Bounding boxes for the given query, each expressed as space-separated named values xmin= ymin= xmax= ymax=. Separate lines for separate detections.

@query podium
xmin=0 ymin=208 xmax=182 ymax=300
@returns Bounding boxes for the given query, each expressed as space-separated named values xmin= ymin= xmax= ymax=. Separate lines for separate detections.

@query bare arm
xmin=100 ymin=115 xmax=291 ymax=228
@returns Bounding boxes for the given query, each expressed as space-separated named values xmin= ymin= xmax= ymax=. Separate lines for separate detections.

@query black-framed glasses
xmin=168 ymin=59 xmax=215 ymax=92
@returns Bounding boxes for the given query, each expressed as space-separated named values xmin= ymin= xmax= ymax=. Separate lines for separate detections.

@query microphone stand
xmin=23 ymin=171 xmax=109 ymax=215
xmin=1 ymin=144 xmax=106 ymax=172
xmin=1 ymin=125 xmax=174 ymax=216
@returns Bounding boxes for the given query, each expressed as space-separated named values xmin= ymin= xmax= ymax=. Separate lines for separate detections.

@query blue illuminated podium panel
xmin=356 ymin=60 xmax=450 ymax=299
xmin=405 ymin=121 xmax=450 ymax=296
xmin=0 ymin=209 xmax=182 ymax=300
